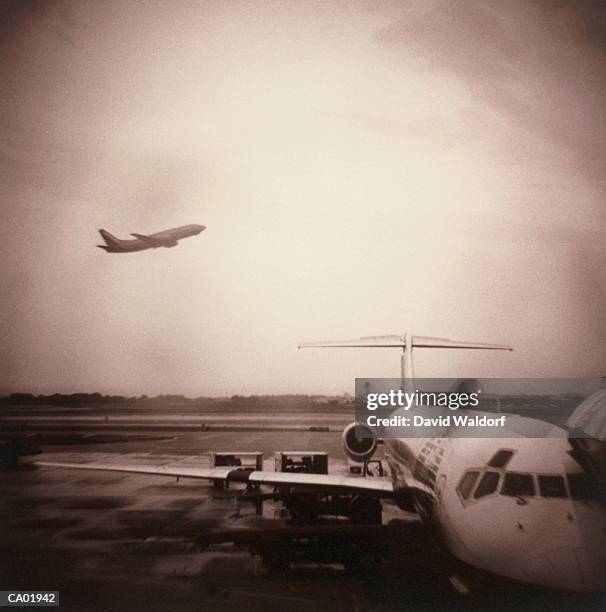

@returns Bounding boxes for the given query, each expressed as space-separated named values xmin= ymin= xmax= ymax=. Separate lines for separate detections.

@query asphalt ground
xmin=1 ymin=428 xmax=604 ymax=611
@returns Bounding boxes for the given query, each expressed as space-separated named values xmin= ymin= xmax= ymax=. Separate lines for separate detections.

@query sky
xmin=1 ymin=0 xmax=605 ymax=396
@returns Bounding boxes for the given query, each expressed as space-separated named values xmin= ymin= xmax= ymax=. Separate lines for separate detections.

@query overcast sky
xmin=1 ymin=0 xmax=605 ymax=396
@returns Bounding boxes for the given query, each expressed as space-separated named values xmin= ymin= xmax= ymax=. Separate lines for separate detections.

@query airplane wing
xmin=130 ymin=233 xmax=160 ymax=244
xmin=34 ymin=455 xmax=396 ymax=496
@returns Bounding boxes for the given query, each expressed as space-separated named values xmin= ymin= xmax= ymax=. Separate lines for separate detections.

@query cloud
xmin=1 ymin=1 xmax=604 ymax=394
xmin=374 ymin=1 xmax=606 ymax=184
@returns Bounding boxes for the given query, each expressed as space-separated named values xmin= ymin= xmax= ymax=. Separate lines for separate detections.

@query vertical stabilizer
xmin=98 ymin=229 xmax=120 ymax=246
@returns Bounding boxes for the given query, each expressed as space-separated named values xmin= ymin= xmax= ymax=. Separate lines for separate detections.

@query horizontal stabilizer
xmin=411 ymin=336 xmax=512 ymax=351
xmin=299 ymin=335 xmax=512 ymax=351
xmin=96 ymin=245 xmax=109 ymax=251
xmin=299 ymin=335 xmax=406 ymax=349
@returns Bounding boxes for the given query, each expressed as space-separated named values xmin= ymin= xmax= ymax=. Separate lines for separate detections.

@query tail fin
xmin=98 ymin=229 xmax=120 ymax=246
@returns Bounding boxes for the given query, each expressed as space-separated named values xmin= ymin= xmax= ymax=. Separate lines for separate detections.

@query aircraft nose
xmin=197 ymin=225 xmax=206 ymax=233
xmin=523 ymin=547 xmax=606 ymax=592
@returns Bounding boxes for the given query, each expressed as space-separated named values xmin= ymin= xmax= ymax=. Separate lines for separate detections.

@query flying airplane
xmin=32 ymin=334 xmax=605 ymax=594
xmin=97 ymin=224 xmax=205 ymax=252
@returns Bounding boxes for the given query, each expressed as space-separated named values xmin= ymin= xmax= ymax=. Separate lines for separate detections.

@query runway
xmin=0 ymin=405 xmax=352 ymax=432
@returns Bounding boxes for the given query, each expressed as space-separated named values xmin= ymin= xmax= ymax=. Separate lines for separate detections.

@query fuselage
xmin=381 ymin=425 xmax=606 ymax=592
xmin=304 ymin=336 xmax=604 ymax=592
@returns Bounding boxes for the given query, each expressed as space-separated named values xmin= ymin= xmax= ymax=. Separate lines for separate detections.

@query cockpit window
xmin=538 ymin=475 xmax=567 ymax=498
xmin=474 ymin=471 xmax=500 ymax=499
xmin=567 ymin=473 xmax=601 ymax=502
xmin=502 ymin=472 xmax=535 ymax=497
xmin=457 ymin=470 xmax=480 ymax=500
xmin=488 ymin=449 xmax=514 ymax=468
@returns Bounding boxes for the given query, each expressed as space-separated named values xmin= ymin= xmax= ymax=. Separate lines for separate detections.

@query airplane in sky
xmin=97 ymin=224 xmax=205 ymax=252
xmin=33 ymin=334 xmax=605 ymax=594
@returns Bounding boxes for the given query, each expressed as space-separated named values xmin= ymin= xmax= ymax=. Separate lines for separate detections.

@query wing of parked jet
xmin=34 ymin=456 xmax=397 ymax=495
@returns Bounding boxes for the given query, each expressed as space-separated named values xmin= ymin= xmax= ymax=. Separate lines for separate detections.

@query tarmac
xmin=0 ymin=430 xmax=395 ymax=611
xmin=1 ymin=426 xmax=604 ymax=611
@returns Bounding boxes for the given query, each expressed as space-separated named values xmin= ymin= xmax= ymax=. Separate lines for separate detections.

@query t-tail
xmin=299 ymin=333 xmax=512 ymax=392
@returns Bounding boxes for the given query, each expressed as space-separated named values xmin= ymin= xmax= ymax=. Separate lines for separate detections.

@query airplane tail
xmin=299 ymin=333 xmax=512 ymax=382
xmin=98 ymin=229 xmax=120 ymax=246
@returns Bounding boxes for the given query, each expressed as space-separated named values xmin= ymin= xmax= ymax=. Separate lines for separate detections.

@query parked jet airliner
xmin=97 ymin=224 xmax=205 ymax=252
xmin=34 ymin=334 xmax=605 ymax=594
xmin=300 ymin=335 xmax=605 ymax=593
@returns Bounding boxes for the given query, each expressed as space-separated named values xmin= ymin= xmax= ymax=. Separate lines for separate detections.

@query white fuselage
xmin=382 ymin=427 xmax=606 ymax=592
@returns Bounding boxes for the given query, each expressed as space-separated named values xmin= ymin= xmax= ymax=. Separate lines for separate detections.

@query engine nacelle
xmin=341 ymin=422 xmax=378 ymax=463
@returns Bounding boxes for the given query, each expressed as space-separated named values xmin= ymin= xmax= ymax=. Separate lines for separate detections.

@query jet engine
xmin=341 ymin=422 xmax=378 ymax=462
